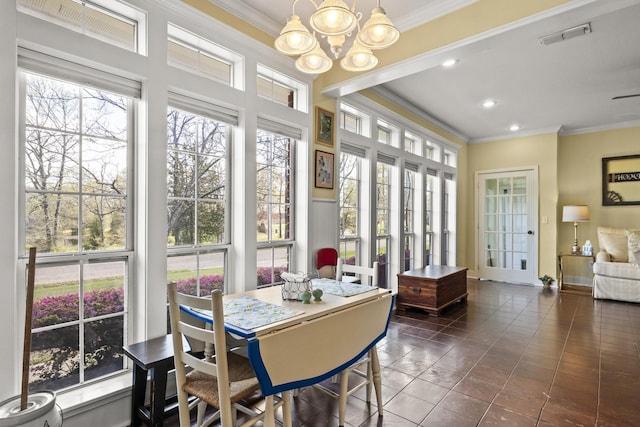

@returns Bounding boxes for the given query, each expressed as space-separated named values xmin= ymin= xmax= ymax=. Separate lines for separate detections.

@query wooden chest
xmin=397 ymin=266 xmax=468 ymax=316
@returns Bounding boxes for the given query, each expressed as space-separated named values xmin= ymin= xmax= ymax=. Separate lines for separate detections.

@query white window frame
xmin=18 ymin=68 xmax=135 ymax=392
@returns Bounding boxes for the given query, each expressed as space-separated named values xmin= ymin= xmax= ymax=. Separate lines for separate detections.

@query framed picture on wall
xmin=602 ymin=154 xmax=640 ymax=205
xmin=315 ymin=150 xmax=334 ymax=189
xmin=316 ymin=107 xmax=334 ymax=147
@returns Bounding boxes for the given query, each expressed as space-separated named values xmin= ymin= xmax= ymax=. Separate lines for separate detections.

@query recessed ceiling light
xmin=510 ymin=124 xmax=520 ymax=131
xmin=483 ymin=99 xmax=497 ymax=108
xmin=442 ymin=59 xmax=457 ymax=67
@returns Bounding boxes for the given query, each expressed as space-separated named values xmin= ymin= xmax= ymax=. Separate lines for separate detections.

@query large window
xmin=425 ymin=170 xmax=439 ymax=266
xmin=256 ymin=130 xmax=294 ymax=286
xmin=338 ymin=96 xmax=457 ymax=284
xmin=21 ymin=71 xmax=133 ymax=391
xmin=339 ymin=152 xmax=361 ymax=264
xmin=443 ymin=172 xmax=457 ymax=265
xmin=167 ymin=105 xmax=229 ymax=296
xmin=403 ymin=169 xmax=417 ymax=271
xmin=376 ymin=163 xmax=391 ymax=287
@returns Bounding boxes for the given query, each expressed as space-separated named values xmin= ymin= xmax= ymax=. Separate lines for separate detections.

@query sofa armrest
xmin=596 ymin=250 xmax=611 ymax=263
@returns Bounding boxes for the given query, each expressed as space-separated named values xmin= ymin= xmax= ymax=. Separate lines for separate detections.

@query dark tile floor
xmin=166 ymin=279 xmax=640 ymax=426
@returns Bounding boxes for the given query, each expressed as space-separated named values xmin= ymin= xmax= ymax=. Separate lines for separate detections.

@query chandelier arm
xmin=309 ymin=0 xmax=319 ymax=9
xmin=290 ymin=0 xmax=300 ymax=15
xmin=345 ymin=12 xmax=362 ymax=37
xmin=351 ymin=0 xmax=359 ymax=12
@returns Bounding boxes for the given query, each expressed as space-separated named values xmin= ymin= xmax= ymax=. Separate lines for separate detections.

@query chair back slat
xmin=167 ymin=282 xmax=234 ymax=425
xmin=336 ymin=259 xmax=379 ymax=286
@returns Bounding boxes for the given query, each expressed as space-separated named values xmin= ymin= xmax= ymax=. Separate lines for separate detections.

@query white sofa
xmin=592 ymin=226 xmax=640 ymax=303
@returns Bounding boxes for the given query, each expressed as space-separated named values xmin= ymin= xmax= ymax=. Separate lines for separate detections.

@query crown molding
xmin=394 ymin=0 xmax=479 ymax=31
xmin=369 ymin=86 xmax=469 ymax=143
xmin=468 ymin=126 xmax=563 ymax=144
xmin=559 ymin=120 xmax=640 ymax=136
xmin=208 ymin=0 xmax=283 ymax=36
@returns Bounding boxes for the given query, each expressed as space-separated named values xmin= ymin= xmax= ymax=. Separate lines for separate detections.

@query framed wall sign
xmin=315 ymin=150 xmax=334 ymax=189
xmin=602 ymin=154 xmax=640 ymax=205
xmin=315 ymin=107 xmax=334 ymax=147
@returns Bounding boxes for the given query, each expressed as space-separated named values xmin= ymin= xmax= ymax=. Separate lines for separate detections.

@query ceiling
xmin=211 ymin=0 xmax=640 ymax=142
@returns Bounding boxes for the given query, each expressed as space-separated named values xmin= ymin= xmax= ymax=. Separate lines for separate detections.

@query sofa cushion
xmin=597 ymin=226 xmax=629 ymax=262
xmin=626 ymin=229 xmax=640 ymax=266
xmin=593 ymin=261 xmax=640 ymax=280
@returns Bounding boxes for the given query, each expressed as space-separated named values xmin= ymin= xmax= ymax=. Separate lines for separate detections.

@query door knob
xmin=528 ymin=230 xmax=534 ymax=235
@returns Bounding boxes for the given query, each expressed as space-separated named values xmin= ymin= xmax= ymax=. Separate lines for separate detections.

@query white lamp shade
xmin=310 ymin=0 xmax=357 ymax=36
xmin=562 ymin=205 xmax=590 ymax=222
xmin=340 ymin=41 xmax=378 ymax=71
xmin=275 ymin=15 xmax=316 ymax=55
xmin=295 ymin=43 xmax=333 ymax=74
xmin=357 ymin=6 xmax=400 ymax=49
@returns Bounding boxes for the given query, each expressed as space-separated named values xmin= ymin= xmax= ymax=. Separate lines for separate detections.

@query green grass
xmin=34 ymin=267 xmax=225 ymax=300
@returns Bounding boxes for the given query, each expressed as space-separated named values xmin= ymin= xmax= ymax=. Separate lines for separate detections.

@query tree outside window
xmin=167 ymin=106 xmax=228 ymax=297
xmin=256 ymin=130 xmax=293 ymax=286
xmin=22 ymin=72 xmax=131 ymax=391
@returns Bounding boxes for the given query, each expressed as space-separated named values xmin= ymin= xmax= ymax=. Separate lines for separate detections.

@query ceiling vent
xmin=539 ymin=22 xmax=591 ymax=45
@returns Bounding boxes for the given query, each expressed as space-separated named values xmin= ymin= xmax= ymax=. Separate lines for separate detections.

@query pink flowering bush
xmin=29 ymin=288 xmax=125 ymax=391
xmin=176 ymin=274 xmax=225 ymax=296
xmin=257 ymin=266 xmax=287 ymax=286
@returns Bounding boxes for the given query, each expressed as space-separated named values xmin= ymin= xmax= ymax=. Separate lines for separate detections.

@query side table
xmin=558 ymin=253 xmax=595 ymax=294
xmin=123 ymin=335 xmax=180 ymax=427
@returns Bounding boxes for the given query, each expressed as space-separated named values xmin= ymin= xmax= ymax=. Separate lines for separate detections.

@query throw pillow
xmin=626 ymin=229 xmax=640 ymax=266
xmin=598 ymin=226 xmax=629 ymax=262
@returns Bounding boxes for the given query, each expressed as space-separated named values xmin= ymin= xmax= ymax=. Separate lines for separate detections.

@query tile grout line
xmin=535 ymin=296 xmax=580 ymax=426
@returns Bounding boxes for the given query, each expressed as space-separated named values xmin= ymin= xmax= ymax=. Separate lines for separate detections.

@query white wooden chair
xmin=167 ymin=282 xmax=292 ymax=427
xmin=316 ymin=259 xmax=381 ymax=426
xmin=336 ymin=258 xmax=379 ymax=286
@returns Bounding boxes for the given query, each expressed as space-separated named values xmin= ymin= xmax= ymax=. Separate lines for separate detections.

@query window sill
xmin=56 ymin=372 xmax=132 ymax=420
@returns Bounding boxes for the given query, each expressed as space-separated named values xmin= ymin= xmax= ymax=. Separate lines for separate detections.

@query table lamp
xmin=562 ymin=205 xmax=590 ymax=255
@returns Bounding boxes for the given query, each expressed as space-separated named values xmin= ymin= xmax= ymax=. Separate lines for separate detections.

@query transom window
xmin=257 ymin=65 xmax=307 ymax=112
xmin=340 ymin=102 xmax=370 ymax=137
xmin=18 ymin=0 xmax=142 ymax=53
xmin=404 ymin=132 xmax=421 ymax=155
xmin=168 ymin=24 xmax=242 ymax=88
xmin=426 ymin=140 xmax=440 ymax=161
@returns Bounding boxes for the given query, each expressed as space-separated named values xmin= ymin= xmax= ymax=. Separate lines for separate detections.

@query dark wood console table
xmin=397 ymin=266 xmax=468 ymax=316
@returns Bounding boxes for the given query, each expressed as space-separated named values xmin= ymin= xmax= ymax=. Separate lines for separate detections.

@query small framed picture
xmin=316 ymin=107 xmax=334 ymax=147
xmin=315 ymin=150 xmax=334 ymax=189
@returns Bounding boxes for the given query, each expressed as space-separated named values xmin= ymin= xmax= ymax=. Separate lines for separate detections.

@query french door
xmin=477 ymin=169 xmax=538 ymax=284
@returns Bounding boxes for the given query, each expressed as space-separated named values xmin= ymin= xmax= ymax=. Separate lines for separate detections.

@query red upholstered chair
xmin=316 ymin=247 xmax=338 ymax=279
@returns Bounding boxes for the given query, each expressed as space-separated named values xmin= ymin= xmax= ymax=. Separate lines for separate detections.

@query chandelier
xmin=275 ymin=0 xmax=400 ymax=74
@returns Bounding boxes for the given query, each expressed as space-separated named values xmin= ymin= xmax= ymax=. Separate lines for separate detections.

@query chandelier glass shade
xmin=275 ymin=0 xmax=399 ymax=74
xmin=296 ymin=43 xmax=333 ymax=74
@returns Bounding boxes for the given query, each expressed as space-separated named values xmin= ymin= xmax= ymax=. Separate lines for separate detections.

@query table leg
xmin=263 ymin=395 xmax=275 ymax=427
xmin=131 ymin=365 xmax=146 ymax=427
xmin=150 ymin=366 xmax=169 ymax=427
xmin=370 ymin=345 xmax=383 ymax=417
xmin=282 ymin=391 xmax=292 ymax=427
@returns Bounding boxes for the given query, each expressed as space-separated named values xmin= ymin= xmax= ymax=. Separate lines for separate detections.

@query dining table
xmin=180 ymin=278 xmax=395 ymax=427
